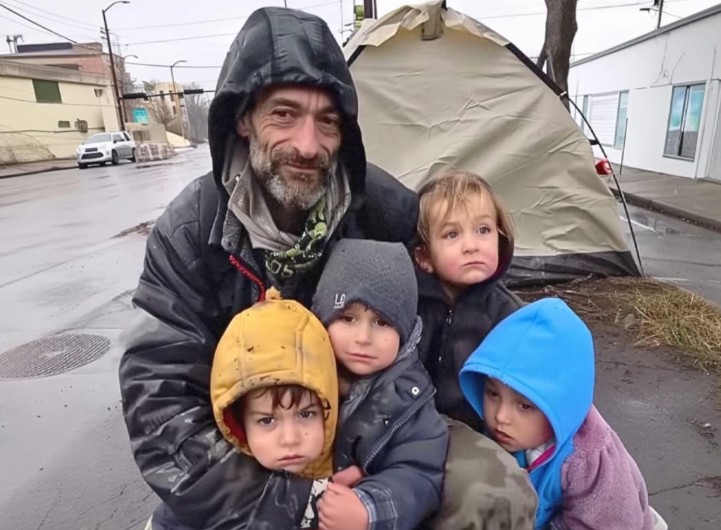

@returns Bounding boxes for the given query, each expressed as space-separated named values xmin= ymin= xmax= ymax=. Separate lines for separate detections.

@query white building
xmin=569 ymin=4 xmax=721 ymax=181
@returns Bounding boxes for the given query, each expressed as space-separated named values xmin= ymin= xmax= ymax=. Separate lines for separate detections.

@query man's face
xmin=237 ymin=86 xmax=342 ymax=211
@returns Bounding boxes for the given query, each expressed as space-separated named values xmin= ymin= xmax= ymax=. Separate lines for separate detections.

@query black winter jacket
xmin=417 ymin=249 xmax=523 ymax=432
xmin=119 ymin=7 xmax=418 ymax=530
xmin=334 ymin=320 xmax=448 ymax=530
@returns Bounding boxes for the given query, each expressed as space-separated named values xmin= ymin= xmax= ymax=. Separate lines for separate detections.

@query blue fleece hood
xmin=459 ymin=298 xmax=595 ymax=528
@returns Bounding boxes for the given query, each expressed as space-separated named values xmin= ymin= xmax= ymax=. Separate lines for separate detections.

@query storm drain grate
xmin=0 ymin=334 xmax=111 ymax=379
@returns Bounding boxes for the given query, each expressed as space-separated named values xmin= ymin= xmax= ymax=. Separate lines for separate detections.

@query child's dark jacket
xmin=334 ymin=318 xmax=449 ymax=530
xmin=416 ymin=238 xmax=522 ymax=431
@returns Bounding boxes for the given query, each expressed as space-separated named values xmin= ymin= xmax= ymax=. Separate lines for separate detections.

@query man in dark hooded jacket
xmin=120 ymin=8 xmax=417 ymax=529
xmin=120 ymin=7 xmax=534 ymax=530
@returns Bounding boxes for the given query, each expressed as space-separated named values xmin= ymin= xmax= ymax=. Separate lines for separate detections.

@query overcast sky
xmin=0 ymin=0 xmax=718 ymax=91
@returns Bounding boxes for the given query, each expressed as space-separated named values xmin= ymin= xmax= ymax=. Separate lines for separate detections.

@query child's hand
xmin=332 ymin=465 xmax=364 ymax=487
xmin=318 ymin=482 xmax=369 ymax=530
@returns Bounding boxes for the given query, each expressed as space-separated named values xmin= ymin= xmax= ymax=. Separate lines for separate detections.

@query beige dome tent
xmin=345 ymin=0 xmax=639 ymax=284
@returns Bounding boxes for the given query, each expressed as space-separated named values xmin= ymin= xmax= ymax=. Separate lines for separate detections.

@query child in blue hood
xmin=459 ymin=298 xmax=655 ymax=529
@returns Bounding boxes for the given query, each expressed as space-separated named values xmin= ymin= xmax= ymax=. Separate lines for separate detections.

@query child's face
xmin=327 ymin=302 xmax=400 ymax=376
xmin=417 ymin=192 xmax=500 ymax=300
xmin=483 ymin=377 xmax=553 ymax=453
xmin=242 ymin=389 xmax=325 ymax=473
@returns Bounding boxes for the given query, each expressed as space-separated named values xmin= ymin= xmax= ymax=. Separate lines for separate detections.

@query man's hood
xmin=208 ymin=7 xmax=366 ymax=197
xmin=210 ymin=290 xmax=339 ymax=479
xmin=459 ymin=298 xmax=594 ymax=452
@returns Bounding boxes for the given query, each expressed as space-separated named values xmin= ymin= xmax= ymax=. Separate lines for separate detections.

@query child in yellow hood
xmin=312 ymin=239 xmax=449 ymax=530
xmin=210 ymin=288 xmax=339 ymax=527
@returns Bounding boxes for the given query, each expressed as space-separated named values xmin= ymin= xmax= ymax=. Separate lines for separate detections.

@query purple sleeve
xmin=552 ymin=407 xmax=654 ymax=530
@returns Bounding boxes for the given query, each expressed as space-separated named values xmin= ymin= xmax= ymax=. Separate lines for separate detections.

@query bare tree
xmin=183 ymin=84 xmax=210 ymax=143
xmin=537 ymin=0 xmax=578 ymax=109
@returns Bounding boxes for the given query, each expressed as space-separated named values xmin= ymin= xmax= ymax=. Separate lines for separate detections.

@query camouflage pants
xmin=425 ymin=417 xmax=537 ymax=530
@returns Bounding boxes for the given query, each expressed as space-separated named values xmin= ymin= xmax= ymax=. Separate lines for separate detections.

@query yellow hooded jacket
xmin=210 ymin=288 xmax=338 ymax=479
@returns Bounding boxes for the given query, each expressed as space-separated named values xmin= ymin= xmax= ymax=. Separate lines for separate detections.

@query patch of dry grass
xmin=517 ymin=277 xmax=721 ymax=374
xmin=626 ymin=287 xmax=721 ymax=373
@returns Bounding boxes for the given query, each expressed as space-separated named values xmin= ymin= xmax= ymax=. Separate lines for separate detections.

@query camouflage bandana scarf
xmin=264 ymin=197 xmax=328 ymax=281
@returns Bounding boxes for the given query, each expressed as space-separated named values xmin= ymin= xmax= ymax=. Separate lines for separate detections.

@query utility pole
xmin=102 ymin=1 xmax=130 ymax=131
xmin=656 ymin=0 xmax=664 ymax=30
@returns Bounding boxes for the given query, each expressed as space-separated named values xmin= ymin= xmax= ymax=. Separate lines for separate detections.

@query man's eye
xmin=272 ymin=109 xmax=293 ymax=120
xmin=320 ymin=115 xmax=340 ymax=126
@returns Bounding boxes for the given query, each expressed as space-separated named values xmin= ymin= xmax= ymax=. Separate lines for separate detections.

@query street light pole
xmin=102 ymin=1 xmax=130 ymax=131
xmin=170 ymin=59 xmax=187 ymax=141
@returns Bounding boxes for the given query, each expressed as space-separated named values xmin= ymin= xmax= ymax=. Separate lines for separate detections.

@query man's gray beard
xmin=248 ymin=137 xmax=337 ymax=212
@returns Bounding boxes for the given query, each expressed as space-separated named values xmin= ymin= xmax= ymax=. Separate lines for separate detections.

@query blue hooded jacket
xmin=459 ymin=298 xmax=594 ymax=529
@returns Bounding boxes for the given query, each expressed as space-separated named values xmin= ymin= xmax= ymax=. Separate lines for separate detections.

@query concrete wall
xmin=0 ymin=61 xmax=119 ymax=164
xmin=7 ymin=54 xmax=109 ymax=76
xmin=569 ymin=8 xmax=721 ymax=179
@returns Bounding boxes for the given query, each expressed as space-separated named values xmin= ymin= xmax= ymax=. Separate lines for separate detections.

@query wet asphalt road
xmin=1 ymin=151 xmax=720 ymax=529
xmin=0 ymin=147 xmax=208 ymax=530
xmin=619 ymin=201 xmax=721 ymax=308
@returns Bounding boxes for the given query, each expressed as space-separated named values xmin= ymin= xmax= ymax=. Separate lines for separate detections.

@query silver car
xmin=76 ymin=131 xmax=136 ymax=169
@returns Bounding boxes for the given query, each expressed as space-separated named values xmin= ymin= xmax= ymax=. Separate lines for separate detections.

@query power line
xmin=124 ymin=33 xmax=236 ymax=46
xmin=0 ymin=92 xmax=115 ymax=108
xmin=114 ymin=0 xmax=339 ymax=31
xmin=115 ymin=15 xmax=252 ymax=31
xmin=0 ymin=3 xmax=117 ymax=57
xmin=0 ymin=2 xmax=77 ymax=42
xmin=474 ymin=1 xmax=648 ymax=20
xmin=126 ymin=61 xmax=221 ymax=69
xmin=2 ymin=0 xmax=104 ymax=33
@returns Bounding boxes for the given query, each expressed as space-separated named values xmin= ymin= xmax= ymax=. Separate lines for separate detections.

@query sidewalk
xmin=609 ymin=164 xmax=721 ymax=232
xmin=0 ymin=158 xmax=77 ymax=179
xmin=0 ymin=147 xmax=197 ymax=180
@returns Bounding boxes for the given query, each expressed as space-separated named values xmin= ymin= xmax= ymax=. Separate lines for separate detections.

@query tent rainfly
xmin=344 ymin=0 xmax=640 ymax=285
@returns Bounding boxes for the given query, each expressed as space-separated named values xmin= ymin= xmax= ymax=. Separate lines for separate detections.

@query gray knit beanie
xmin=312 ymin=239 xmax=418 ymax=343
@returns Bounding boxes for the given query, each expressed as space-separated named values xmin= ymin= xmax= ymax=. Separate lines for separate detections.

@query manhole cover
xmin=0 ymin=334 xmax=111 ymax=379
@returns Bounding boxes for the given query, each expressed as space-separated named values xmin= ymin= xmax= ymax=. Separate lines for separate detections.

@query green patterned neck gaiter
xmin=264 ymin=197 xmax=329 ymax=281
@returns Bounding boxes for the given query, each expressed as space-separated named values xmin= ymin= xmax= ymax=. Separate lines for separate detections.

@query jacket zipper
xmin=229 ymin=254 xmax=266 ymax=302
xmin=438 ymin=308 xmax=454 ymax=367
xmin=363 ymin=389 xmax=436 ymax=469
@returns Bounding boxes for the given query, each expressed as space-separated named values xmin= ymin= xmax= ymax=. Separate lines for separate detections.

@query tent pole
xmin=566 ymin=96 xmax=645 ymax=276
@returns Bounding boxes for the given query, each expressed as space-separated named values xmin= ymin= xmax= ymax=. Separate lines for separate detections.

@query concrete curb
xmin=0 ymin=163 xmax=76 ymax=180
xmin=611 ymin=187 xmax=721 ymax=233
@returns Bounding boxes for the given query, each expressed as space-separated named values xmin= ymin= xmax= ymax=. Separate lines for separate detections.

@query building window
xmin=664 ymin=83 xmax=705 ymax=160
xmin=587 ymin=93 xmax=619 ymax=146
xmin=58 ymin=120 xmax=71 ymax=128
xmin=613 ymin=91 xmax=628 ymax=149
xmin=32 ymin=79 xmax=62 ymax=103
